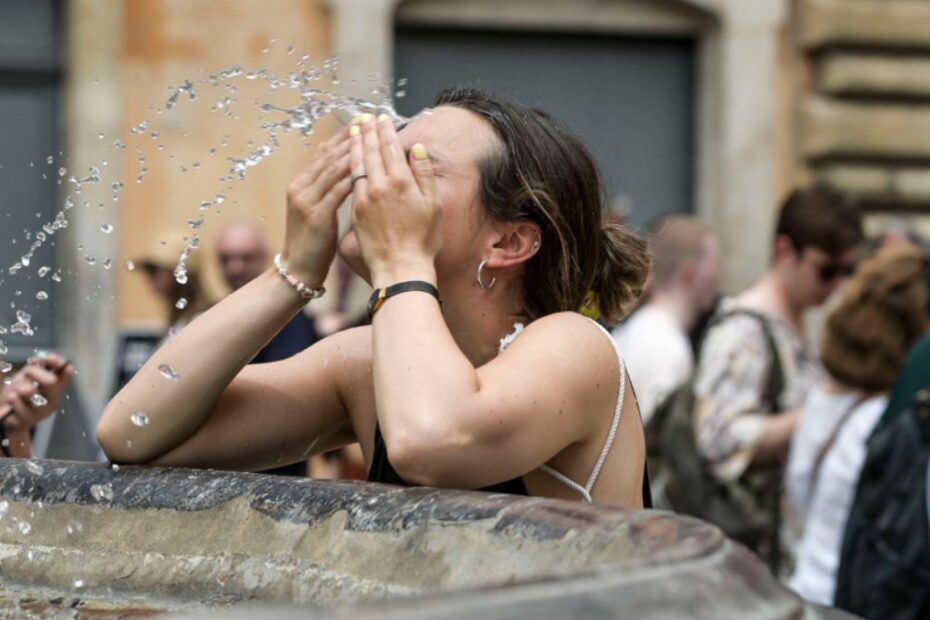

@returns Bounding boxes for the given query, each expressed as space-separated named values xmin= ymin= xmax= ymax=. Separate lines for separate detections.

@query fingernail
xmin=359 ymin=113 xmax=373 ymax=124
xmin=378 ymin=113 xmax=389 ymax=123
xmin=412 ymin=143 xmax=428 ymax=161
xmin=349 ymin=125 xmax=360 ymax=136
xmin=351 ymin=115 xmax=364 ymax=124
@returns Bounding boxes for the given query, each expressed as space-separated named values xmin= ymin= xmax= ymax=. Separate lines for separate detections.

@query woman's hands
xmin=281 ymin=126 xmax=355 ymax=286
xmin=349 ymin=115 xmax=442 ymax=287
xmin=0 ymin=353 xmax=73 ymax=445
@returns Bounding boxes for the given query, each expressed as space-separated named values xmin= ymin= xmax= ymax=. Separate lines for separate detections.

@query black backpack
xmin=833 ymin=390 xmax=930 ymax=620
xmin=646 ymin=309 xmax=785 ymax=571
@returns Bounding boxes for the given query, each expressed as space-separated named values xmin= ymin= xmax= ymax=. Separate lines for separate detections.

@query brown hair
xmin=434 ymin=88 xmax=649 ymax=323
xmin=648 ymin=215 xmax=713 ymax=288
xmin=821 ymin=244 xmax=930 ymax=392
xmin=776 ymin=184 xmax=864 ymax=257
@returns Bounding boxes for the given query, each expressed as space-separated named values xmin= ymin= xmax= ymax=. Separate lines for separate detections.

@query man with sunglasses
xmin=691 ymin=184 xmax=863 ymax=573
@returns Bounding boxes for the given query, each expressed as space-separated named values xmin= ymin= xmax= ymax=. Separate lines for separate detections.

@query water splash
xmin=10 ymin=310 xmax=33 ymax=336
xmin=89 ymin=483 xmax=114 ymax=502
xmin=158 ymin=364 xmax=181 ymax=380
xmin=130 ymin=411 xmax=149 ymax=427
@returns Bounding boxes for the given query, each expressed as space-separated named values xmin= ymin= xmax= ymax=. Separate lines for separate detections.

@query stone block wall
xmin=797 ymin=0 xmax=930 ymax=213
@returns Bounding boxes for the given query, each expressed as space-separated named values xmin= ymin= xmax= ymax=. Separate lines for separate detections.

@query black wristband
xmin=368 ymin=281 xmax=441 ymax=320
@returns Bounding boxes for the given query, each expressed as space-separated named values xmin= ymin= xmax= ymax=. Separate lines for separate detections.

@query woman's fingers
xmin=319 ymin=175 xmax=354 ymax=215
xmin=377 ymin=115 xmax=410 ymax=179
xmin=288 ymin=130 xmax=350 ymax=200
xmin=349 ymin=124 xmax=368 ymax=198
xmin=360 ymin=118 xmax=386 ymax=185
xmin=21 ymin=365 xmax=57 ymax=389
xmin=2 ymin=393 xmax=29 ymax=432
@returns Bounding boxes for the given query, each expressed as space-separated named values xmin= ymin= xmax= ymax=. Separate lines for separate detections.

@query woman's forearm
xmin=98 ymin=268 xmax=308 ymax=463
xmin=370 ymin=263 xmax=484 ymax=470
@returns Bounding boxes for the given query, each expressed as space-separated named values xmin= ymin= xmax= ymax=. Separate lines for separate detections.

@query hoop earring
xmin=476 ymin=260 xmax=496 ymax=290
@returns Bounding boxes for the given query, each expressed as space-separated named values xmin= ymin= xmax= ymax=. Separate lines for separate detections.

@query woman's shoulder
xmin=524 ymin=311 xmax=615 ymax=345
xmin=517 ymin=312 xmax=621 ymax=376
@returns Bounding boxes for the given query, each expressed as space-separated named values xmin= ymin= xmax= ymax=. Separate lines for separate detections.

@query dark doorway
xmin=0 ymin=0 xmax=61 ymax=361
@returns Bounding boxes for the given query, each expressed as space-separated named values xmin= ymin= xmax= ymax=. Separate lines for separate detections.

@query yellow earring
xmin=579 ymin=291 xmax=601 ymax=320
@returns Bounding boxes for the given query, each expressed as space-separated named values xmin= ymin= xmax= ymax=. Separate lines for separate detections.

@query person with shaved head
xmin=215 ymin=221 xmax=319 ymax=476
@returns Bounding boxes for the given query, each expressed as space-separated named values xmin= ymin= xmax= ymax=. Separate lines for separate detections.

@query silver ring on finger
xmin=351 ymin=172 xmax=367 ymax=187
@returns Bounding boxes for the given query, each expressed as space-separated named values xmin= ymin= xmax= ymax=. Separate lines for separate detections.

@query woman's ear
xmin=486 ymin=221 xmax=542 ymax=268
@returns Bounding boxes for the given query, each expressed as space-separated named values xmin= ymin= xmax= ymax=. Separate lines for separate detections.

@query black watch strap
xmin=368 ymin=280 xmax=441 ymax=319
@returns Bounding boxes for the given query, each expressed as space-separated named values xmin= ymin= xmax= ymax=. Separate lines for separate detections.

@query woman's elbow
xmin=96 ymin=409 xmax=144 ymax=464
xmin=385 ymin=426 xmax=469 ymax=488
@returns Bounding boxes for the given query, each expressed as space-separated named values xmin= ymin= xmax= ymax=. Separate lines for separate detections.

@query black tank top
xmin=367 ymin=423 xmax=528 ymax=495
xmin=367 ymin=423 xmax=653 ymax=507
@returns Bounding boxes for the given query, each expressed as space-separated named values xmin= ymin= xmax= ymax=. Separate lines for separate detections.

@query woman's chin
xmin=337 ymin=230 xmax=371 ymax=285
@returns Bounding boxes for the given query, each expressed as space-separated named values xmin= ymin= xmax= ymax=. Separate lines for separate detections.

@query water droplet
xmin=51 ymin=272 xmax=62 ymax=283
xmin=36 ymin=291 xmax=48 ymax=301
xmin=175 ymin=297 xmax=188 ymax=310
xmin=30 ymin=394 xmax=48 ymax=407
xmin=73 ymin=579 xmax=85 ymax=590
xmin=38 ymin=266 xmax=50 ymax=277
xmin=125 ymin=439 xmax=133 ymax=449
xmin=97 ymin=133 xmax=105 ymax=140
xmin=103 ymin=258 xmax=112 ymax=270
xmin=25 ymin=461 xmax=44 ymax=476
xmin=100 ymin=223 xmax=114 ymax=234
xmin=89 ymin=483 xmax=114 ymax=502
xmin=0 ymin=501 xmax=9 ymax=519
xmin=58 ymin=167 xmax=67 ymax=177
xmin=46 ymin=156 xmax=54 ymax=164
xmin=158 ymin=364 xmax=181 ymax=380
xmin=18 ymin=521 xmax=31 ymax=535
xmin=0 ymin=363 xmax=12 ymax=374
xmin=84 ymin=256 xmax=97 ymax=266
xmin=188 ymin=218 xmax=204 ymax=230
xmin=130 ymin=411 xmax=149 ymax=427
xmin=126 ymin=260 xmax=135 ymax=271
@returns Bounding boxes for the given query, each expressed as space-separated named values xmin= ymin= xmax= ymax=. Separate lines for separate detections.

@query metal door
xmin=394 ymin=27 xmax=695 ymax=228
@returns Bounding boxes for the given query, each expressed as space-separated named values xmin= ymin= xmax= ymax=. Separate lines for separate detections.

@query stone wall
xmin=797 ymin=0 xmax=930 ymax=214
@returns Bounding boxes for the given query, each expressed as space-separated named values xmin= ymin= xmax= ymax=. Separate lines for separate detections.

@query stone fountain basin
xmin=0 ymin=459 xmax=848 ymax=619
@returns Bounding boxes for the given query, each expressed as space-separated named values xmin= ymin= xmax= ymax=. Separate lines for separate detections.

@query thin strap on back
xmin=539 ymin=319 xmax=627 ymax=502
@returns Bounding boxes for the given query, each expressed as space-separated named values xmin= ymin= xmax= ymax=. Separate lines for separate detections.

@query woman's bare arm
xmin=98 ymin=127 xmax=356 ymax=465
xmin=98 ymin=270 xmax=341 ymax=464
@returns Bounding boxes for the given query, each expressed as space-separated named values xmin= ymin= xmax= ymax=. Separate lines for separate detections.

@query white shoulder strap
xmin=540 ymin=319 xmax=627 ymax=502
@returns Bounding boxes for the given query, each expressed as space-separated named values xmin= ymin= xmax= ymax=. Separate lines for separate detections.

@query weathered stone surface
xmin=0 ymin=460 xmax=835 ymax=619
xmin=816 ymin=163 xmax=930 ymax=207
xmin=802 ymin=96 xmax=930 ymax=161
xmin=800 ymin=0 xmax=930 ymax=50
xmin=819 ymin=53 xmax=930 ymax=99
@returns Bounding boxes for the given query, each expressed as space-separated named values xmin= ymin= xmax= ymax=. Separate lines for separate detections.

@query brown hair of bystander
xmin=821 ymin=244 xmax=930 ymax=392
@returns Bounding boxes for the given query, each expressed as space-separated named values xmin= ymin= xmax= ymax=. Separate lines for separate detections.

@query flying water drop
xmin=158 ymin=364 xmax=181 ymax=380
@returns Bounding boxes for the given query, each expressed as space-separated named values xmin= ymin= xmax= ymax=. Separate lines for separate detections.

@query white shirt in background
xmin=612 ymin=303 xmax=693 ymax=425
xmin=786 ymin=386 xmax=888 ymax=605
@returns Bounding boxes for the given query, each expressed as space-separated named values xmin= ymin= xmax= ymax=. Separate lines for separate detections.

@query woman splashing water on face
xmin=97 ymin=88 xmax=651 ymax=507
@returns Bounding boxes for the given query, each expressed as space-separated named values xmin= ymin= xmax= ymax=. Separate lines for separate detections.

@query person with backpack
xmin=613 ymin=216 xmax=721 ymax=425
xmin=689 ymin=185 xmax=863 ymax=572
xmin=831 ymin=318 xmax=930 ymax=620
xmin=786 ymin=245 xmax=930 ymax=606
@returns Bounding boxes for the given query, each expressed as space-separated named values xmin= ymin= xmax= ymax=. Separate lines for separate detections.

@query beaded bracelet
xmin=273 ymin=254 xmax=325 ymax=300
